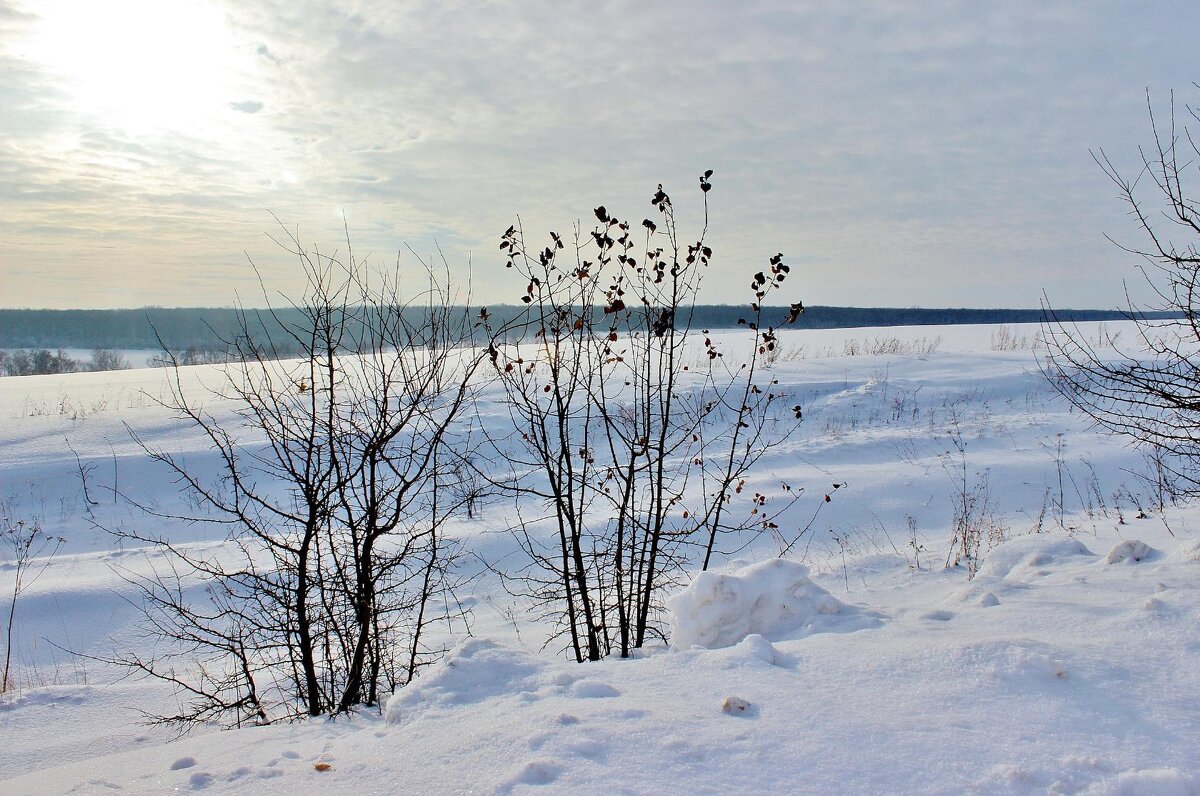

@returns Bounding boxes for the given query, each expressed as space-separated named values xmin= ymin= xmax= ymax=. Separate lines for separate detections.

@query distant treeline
xmin=0 ymin=305 xmax=1172 ymax=351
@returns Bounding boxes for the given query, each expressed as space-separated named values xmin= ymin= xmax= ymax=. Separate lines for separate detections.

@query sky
xmin=1 ymin=1 xmax=1197 ymax=310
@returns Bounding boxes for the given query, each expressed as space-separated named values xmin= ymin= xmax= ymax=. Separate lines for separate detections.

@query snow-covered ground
xmin=2 ymin=322 xmax=1198 ymax=795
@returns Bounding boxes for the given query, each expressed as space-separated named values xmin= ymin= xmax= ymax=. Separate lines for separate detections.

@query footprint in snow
xmin=923 ymin=610 xmax=954 ymax=622
xmin=497 ymin=760 xmax=564 ymax=793
xmin=188 ymin=771 xmax=214 ymax=790
xmin=170 ymin=757 xmax=197 ymax=771
xmin=565 ymin=737 xmax=609 ymax=762
xmin=517 ymin=761 xmax=562 ymax=785
xmin=83 ymin=779 xmax=122 ymax=791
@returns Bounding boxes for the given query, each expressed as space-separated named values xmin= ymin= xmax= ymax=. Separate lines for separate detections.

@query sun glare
xmin=26 ymin=0 xmax=241 ymax=137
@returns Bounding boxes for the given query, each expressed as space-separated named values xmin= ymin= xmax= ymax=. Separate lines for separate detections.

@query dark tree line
xmin=3 ymin=305 xmax=1162 ymax=354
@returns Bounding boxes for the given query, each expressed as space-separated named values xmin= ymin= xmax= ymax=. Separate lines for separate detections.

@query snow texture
xmin=3 ymin=322 xmax=1199 ymax=794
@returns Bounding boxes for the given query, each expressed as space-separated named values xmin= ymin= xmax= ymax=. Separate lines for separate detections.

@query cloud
xmin=253 ymin=41 xmax=279 ymax=64
xmin=2 ymin=0 xmax=1199 ymax=308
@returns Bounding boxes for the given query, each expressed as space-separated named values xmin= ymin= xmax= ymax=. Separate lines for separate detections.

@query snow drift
xmin=385 ymin=639 xmax=548 ymax=723
xmin=667 ymin=558 xmax=881 ymax=649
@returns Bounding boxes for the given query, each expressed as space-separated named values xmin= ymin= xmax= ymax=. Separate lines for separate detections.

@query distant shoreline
xmin=0 ymin=305 xmax=1176 ymax=351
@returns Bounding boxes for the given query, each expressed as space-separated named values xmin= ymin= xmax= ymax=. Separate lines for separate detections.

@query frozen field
xmin=1 ymin=321 xmax=1198 ymax=795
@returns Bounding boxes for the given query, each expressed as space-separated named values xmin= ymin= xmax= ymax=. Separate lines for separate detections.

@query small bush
xmin=0 ymin=349 xmax=79 ymax=377
xmin=88 ymin=349 xmax=130 ymax=372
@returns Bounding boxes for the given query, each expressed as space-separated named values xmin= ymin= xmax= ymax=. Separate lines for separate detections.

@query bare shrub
xmin=106 ymin=230 xmax=492 ymax=726
xmin=483 ymin=172 xmax=806 ymax=660
xmin=990 ymin=325 xmax=1035 ymax=351
xmin=941 ymin=422 xmax=1007 ymax=578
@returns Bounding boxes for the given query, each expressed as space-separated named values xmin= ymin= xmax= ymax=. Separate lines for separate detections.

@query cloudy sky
xmin=1 ymin=1 xmax=1196 ymax=310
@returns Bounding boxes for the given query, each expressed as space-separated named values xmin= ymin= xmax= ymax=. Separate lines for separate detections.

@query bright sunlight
xmin=24 ymin=0 xmax=242 ymax=137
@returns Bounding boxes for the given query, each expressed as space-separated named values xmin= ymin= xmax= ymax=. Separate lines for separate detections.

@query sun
xmin=24 ymin=0 xmax=243 ymax=137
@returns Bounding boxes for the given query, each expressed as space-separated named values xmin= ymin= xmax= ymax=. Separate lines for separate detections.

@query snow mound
xmin=949 ymin=640 xmax=1072 ymax=684
xmin=667 ymin=558 xmax=880 ymax=650
xmin=1142 ymin=597 xmax=1167 ymax=613
xmin=385 ymin=639 xmax=545 ymax=723
xmin=1083 ymin=767 xmax=1199 ymax=795
xmin=977 ymin=535 xmax=1095 ymax=579
xmin=569 ymin=681 xmax=620 ymax=699
xmin=977 ymin=759 xmax=1199 ymax=795
xmin=992 ymin=643 xmax=1069 ymax=682
xmin=705 ymin=633 xmax=797 ymax=670
xmin=1175 ymin=538 xmax=1200 ymax=562
xmin=732 ymin=633 xmax=790 ymax=666
xmin=1105 ymin=540 xmax=1159 ymax=564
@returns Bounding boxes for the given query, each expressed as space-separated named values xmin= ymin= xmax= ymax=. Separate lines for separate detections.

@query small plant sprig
xmin=2 ymin=508 xmax=64 ymax=694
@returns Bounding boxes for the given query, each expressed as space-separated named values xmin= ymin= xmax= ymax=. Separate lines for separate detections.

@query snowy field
xmin=1 ymin=321 xmax=1198 ymax=795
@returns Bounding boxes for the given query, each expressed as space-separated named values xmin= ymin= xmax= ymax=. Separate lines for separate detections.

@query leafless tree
xmin=108 ymin=228 xmax=491 ymax=726
xmin=1043 ymin=88 xmax=1200 ymax=497
xmin=88 ymin=349 xmax=130 ymax=372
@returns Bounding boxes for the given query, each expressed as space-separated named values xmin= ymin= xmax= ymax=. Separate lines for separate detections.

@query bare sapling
xmin=2 ymin=506 xmax=64 ymax=694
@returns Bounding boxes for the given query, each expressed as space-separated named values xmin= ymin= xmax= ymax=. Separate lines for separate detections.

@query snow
xmin=1103 ymin=540 xmax=1159 ymax=565
xmin=2 ymin=320 xmax=1199 ymax=794
xmin=667 ymin=558 xmax=880 ymax=649
xmin=975 ymin=535 xmax=1096 ymax=579
xmin=384 ymin=639 xmax=549 ymax=723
